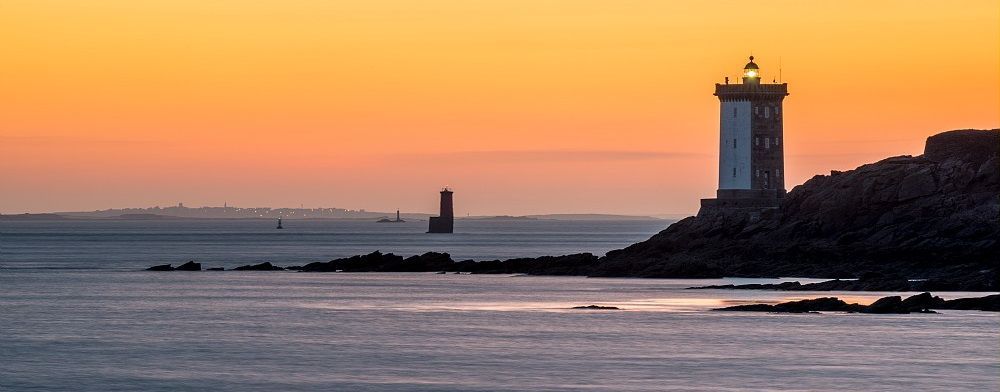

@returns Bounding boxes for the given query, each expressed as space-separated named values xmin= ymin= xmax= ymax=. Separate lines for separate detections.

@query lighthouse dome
xmin=742 ymin=56 xmax=760 ymax=83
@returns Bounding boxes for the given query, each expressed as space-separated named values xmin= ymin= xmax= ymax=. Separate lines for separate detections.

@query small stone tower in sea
xmin=428 ymin=188 xmax=454 ymax=233
xmin=700 ymin=56 xmax=789 ymax=216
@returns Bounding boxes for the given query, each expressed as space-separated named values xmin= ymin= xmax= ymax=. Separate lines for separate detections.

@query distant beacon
xmin=700 ymin=56 xmax=789 ymax=216
xmin=428 ymin=187 xmax=454 ymax=233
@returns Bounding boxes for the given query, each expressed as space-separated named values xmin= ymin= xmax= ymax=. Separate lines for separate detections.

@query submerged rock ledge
xmin=686 ymin=272 xmax=981 ymax=292
xmin=714 ymin=292 xmax=1000 ymax=313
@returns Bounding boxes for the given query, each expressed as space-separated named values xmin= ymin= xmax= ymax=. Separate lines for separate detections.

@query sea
xmin=1 ymin=219 xmax=998 ymax=391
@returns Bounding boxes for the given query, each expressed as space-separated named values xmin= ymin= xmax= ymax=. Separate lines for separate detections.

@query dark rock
xmin=900 ymin=292 xmax=946 ymax=312
xmin=572 ymin=305 xmax=621 ymax=310
xmin=233 ymin=262 xmax=283 ymax=271
xmin=860 ymin=293 xmax=945 ymax=314
xmin=299 ymin=251 xmax=405 ymax=272
xmin=924 ymin=129 xmax=999 ymax=163
xmin=716 ymin=293 xmax=996 ymax=314
xmin=146 ymin=264 xmax=174 ymax=271
xmin=715 ymin=297 xmax=864 ymax=313
xmin=206 ymin=267 xmax=225 ymax=271
xmin=295 ymin=251 xmax=598 ymax=275
xmin=862 ymin=296 xmax=906 ymax=314
xmin=937 ymin=294 xmax=1000 ymax=311
xmin=175 ymin=261 xmax=201 ymax=271
xmin=461 ymin=253 xmax=600 ymax=275
xmin=715 ymin=304 xmax=779 ymax=312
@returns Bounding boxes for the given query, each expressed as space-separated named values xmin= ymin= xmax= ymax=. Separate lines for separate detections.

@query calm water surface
xmin=1 ymin=220 xmax=997 ymax=391
xmin=0 ymin=219 xmax=668 ymax=269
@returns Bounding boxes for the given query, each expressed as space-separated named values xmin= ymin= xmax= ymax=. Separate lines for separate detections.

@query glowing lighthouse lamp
xmin=742 ymin=56 xmax=760 ymax=84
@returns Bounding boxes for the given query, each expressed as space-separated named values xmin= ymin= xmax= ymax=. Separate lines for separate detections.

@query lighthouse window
xmin=765 ymin=137 xmax=770 ymax=149
xmin=755 ymin=169 xmax=759 ymax=177
xmin=734 ymin=138 xmax=737 ymax=149
xmin=776 ymin=137 xmax=781 ymax=145
xmin=755 ymin=137 xmax=759 ymax=146
xmin=733 ymin=108 xmax=737 ymax=118
xmin=765 ymin=107 xmax=770 ymax=118
xmin=733 ymin=167 xmax=736 ymax=178
xmin=754 ymin=107 xmax=758 ymax=115
xmin=776 ymin=169 xmax=781 ymax=177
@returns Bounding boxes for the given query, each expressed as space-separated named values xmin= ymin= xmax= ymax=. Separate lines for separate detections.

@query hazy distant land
xmin=0 ymin=207 xmax=667 ymax=222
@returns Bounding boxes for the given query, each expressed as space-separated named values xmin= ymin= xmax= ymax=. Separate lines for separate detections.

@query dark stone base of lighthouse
xmin=427 ymin=216 xmax=453 ymax=233
xmin=698 ymin=189 xmax=784 ymax=217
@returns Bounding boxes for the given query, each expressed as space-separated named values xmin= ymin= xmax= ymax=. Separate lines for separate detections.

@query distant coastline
xmin=0 ymin=211 xmax=667 ymax=222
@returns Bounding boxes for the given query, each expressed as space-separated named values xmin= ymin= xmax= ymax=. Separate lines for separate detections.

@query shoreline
xmin=132 ymin=250 xmax=998 ymax=292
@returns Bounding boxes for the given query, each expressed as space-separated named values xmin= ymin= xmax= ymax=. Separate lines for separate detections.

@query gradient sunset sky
xmin=2 ymin=1 xmax=998 ymax=215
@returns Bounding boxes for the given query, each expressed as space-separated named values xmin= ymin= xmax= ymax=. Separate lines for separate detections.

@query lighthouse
xmin=427 ymin=187 xmax=454 ymax=233
xmin=700 ymin=56 xmax=789 ymax=215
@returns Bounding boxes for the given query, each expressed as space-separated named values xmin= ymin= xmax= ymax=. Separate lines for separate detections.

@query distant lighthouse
xmin=700 ymin=56 xmax=789 ymax=215
xmin=427 ymin=188 xmax=454 ymax=233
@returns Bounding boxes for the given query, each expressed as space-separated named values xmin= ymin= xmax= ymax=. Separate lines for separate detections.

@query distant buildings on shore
xmin=54 ymin=204 xmax=429 ymax=220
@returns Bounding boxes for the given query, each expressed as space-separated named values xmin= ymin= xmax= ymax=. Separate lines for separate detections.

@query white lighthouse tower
xmin=700 ymin=56 xmax=789 ymax=215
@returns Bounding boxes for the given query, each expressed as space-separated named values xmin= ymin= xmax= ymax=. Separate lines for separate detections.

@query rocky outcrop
xmin=715 ymin=292 xmax=999 ymax=313
xmin=935 ymin=294 xmax=1000 ymax=311
xmin=175 ymin=261 xmax=202 ymax=271
xmin=232 ymin=262 xmax=284 ymax=271
xmin=715 ymin=297 xmax=865 ymax=313
xmin=146 ymin=261 xmax=201 ymax=271
xmin=451 ymin=253 xmax=600 ymax=275
xmin=146 ymin=264 xmax=174 ymax=271
xmin=572 ymin=305 xmax=621 ymax=310
xmin=298 ymin=251 xmax=450 ymax=272
xmin=688 ymin=272 xmax=973 ymax=291
xmin=600 ymin=129 xmax=999 ymax=290
xmin=297 ymin=251 xmax=599 ymax=275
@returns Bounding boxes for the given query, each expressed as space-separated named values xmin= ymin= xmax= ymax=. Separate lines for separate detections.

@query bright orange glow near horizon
xmin=2 ymin=1 xmax=998 ymax=215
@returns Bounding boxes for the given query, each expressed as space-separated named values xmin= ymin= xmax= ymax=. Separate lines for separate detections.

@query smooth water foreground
xmin=1 ymin=219 xmax=998 ymax=391
xmin=2 ymin=272 xmax=997 ymax=391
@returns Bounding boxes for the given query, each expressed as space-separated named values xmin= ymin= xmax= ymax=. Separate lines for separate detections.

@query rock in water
xmin=937 ymin=294 xmax=1000 ymax=312
xmin=899 ymin=292 xmax=945 ymax=312
xmin=715 ymin=297 xmax=864 ymax=313
xmin=146 ymin=264 xmax=173 ymax=271
xmin=295 ymin=251 xmax=600 ymax=275
xmin=174 ymin=261 xmax=201 ymax=271
xmin=862 ymin=296 xmax=907 ymax=314
xmin=718 ymin=292 xmax=1000 ymax=314
xmin=232 ymin=262 xmax=283 ymax=271
xmin=572 ymin=305 xmax=621 ymax=310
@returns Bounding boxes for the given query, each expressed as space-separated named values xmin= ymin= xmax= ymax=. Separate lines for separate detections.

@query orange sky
xmin=2 ymin=0 xmax=997 ymax=215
